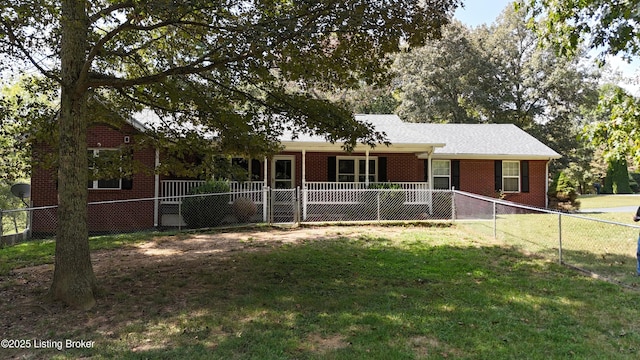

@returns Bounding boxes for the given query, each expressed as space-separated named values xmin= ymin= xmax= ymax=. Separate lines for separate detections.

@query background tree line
xmin=341 ymin=4 xmax=639 ymax=197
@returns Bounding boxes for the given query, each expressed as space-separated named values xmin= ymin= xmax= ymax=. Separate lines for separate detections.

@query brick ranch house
xmin=31 ymin=114 xmax=560 ymax=232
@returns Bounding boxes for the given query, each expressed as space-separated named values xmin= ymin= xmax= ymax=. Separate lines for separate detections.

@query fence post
xmin=293 ymin=186 xmax=300 ymax=225
xmin=493 ymin=201 xmax=497 ymax=239
xmin=451 ymin=189 xmax=456 ymax=221
xmin=263 ymin=186 xmax=268 ymax=223
xmin=178 ymin=199 xmax=182 ymax=232
xmin=558 ymin=212 xmax=563 ymax=264
xmin=27 ymin=202 xmax=33 ymax=240
xmin=269 ymin=187 xmax=274 ymax=224
xmin=376 ymin=191 xmax=381 ymax=221
xmin=302 ymin=186 xmax=307 ymax=221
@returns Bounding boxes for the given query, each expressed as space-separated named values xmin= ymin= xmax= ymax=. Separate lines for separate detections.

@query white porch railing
xmin=161 ymin=180 xmax=265 ymax=204
xmin=304 ymin=181 xmax=430 ymax=204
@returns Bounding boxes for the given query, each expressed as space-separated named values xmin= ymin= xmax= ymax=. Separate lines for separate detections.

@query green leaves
xmin=3 ymin=0 xmax=466 ymax=157
xmin=524 ymin=0 xmax=640 ymax=59
xmin=583 ymin=85 xmax=640 ymax=163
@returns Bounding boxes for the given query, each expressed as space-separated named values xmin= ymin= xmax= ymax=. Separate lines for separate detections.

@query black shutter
xmin=122 ymin=148 xmax=134 ymax=190
xmin=423 ymin=160 xmax=429 ymax=182
xmin=251 ymin=159 xmax=261 ymax=180
xmin=328 ymin=156 xmax=336 ymax=182
xmin=494 ymin=160 xmax=502 ymax=191
xmin=122 ymin=177 xmax=133 ymax=190
xmin=378 ymin=157 xmax=387 ymax=182
xmin=520 ymin=160 xmax=529 ymax=193
xmin=452 ymin=160 xmax=460 ymax=190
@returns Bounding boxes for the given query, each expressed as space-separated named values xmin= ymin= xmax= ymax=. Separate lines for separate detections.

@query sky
xmin=454 ymin=0 xmax=514 ymax=28
xmin=454 ymin=1 xmax=640 ymax=95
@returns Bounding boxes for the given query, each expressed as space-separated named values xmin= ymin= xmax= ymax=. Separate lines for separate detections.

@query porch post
xmin=428 ymin=150 xmax=433 ymax=190
xmin=153 ymin=148 xmax=160 ymax=227
xmin=428 ymin=149 xmax=433 ymax=214
xmin=302 ymin=149 xmax=306 ymax=188
xmin=263 ymin=156 xmax=268 ymax=222
xmin=365 ymin=149 xmax=370 ymax=185
xmin=263 ymin=156 xmax=268 ymax=188
xmin=302 ymin=149 xmax=307 ymax=221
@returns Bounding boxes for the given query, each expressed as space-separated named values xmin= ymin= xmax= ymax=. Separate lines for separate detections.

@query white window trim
xmin=432 ymin=159 xmax=451 ymax=189
xmin=231 ymin=157 xmax=262 ymax=181
xmin=502 ymin=160 xmax=520 ymax=193
xmin=336 ymin=156 xmax=378 ymax=183
xmin=88 ymin=148 xmax=122 ymax=190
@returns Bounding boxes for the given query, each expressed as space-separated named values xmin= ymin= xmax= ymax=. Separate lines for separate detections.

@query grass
xmin=578 ymin=194 xmax=640 ymax=209
xmin=457 ymin=208 xmax=640 ymax=283
xmin=0 ymin=231 xmax=174 ymax=275
xmin=2 ymin=225 xmax=640 ymax=359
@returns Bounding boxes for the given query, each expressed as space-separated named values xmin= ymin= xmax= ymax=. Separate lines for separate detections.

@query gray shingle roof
xmin=283 ymin=114 xmax=561 ymax=160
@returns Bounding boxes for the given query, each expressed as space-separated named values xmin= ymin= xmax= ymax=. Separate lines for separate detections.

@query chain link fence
xmin=3 ymin=187 xmax=640 ymax=287
xmin=453 ymin=191 xmax=640 ymax=286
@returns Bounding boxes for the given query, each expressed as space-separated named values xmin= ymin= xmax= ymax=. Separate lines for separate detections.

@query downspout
xmin=153 ymin=148 xmax=160 ymax=227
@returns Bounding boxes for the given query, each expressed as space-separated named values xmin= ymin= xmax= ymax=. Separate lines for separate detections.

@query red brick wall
xmin=458 ymin=159 xmax=548 ymax=208
xmin=268 ymin=153 xmax=547 ymax=208
xmin=298 ymin=152 xmax=424 ymax=184
xmin=31 ymin=123 xmax=157 ymax=233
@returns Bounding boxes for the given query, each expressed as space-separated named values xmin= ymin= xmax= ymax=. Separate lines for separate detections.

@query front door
xmin=272 ymin=156 xmax=295 ymax=189
xmin=271 ymin=156 xmax=296 ymax=222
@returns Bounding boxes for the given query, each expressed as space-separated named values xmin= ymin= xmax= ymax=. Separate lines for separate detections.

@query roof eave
xmin=281 ymin=141 xmax=446 ymax=153
xmin=417 ymin=153 xmax=562 ymax=160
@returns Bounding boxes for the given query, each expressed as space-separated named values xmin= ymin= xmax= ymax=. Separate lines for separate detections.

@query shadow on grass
xmin=3 ymin=234 xmax=640 ymax=359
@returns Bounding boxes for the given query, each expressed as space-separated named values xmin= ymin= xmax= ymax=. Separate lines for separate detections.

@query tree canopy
xmin=0 ymin=0 xmax=461 ymax=309
xmin=390 ymin=4 xmax=599 ymax=173
xmin=523 ymin=0 xmax=640 ymax=59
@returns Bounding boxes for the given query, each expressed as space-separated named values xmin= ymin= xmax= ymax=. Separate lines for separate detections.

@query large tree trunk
xmin=50 ymin=0 xmax=97 ymax=310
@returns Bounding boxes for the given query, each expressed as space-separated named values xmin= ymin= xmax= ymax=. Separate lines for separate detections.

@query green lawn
xmin=578 ymin=194 xmax=640 ymax=209
xmin=456 ymin=209 xmax=640 ymax=284
xmin=1 ymin=225 xmax=640 ymax=359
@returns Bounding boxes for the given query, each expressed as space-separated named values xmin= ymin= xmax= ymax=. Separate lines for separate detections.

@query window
xmin=432 ymin=160 xmax=451 ymax=189
xmin=231 ymin=157 xmax=261 ymax=181
xmin=337 ymin=157 xmax=377 ymax=183
xmin=502 ymin=161 xmax=520 ymax=192
xmin=88 ymin=149 xmax=122 ymax=190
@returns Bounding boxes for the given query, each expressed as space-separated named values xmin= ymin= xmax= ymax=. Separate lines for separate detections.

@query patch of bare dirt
xmin=0 ymin=226 xmax=406 ymax=336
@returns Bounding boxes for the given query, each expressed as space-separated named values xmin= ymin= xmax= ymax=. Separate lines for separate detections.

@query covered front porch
xmin=158 ymin=140 xmax=446 ymax=225
xmin=159 ymin=179 xmax=450 ymax=225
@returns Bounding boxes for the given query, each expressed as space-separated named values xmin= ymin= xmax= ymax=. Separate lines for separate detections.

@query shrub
xmin=181 ymin=181 xmax=231 ymax=228
xmin=232 ymin=197 xmax=257 ymax=223
xmin=603 ymin=157 xmax=632 ymax=194
xmin=629 ymin=172 xmax=640 ymax=193
xmin=365 ymin=183 xmax=406 ymax=219
xmin=548 ymin=172 xmax=580 ymax=211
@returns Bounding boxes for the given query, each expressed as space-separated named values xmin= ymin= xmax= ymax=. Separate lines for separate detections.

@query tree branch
xmin=88 ymin=1 xmax=135 ymax=24
xmin=0 ymin=18 xmax=61 ymax=84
